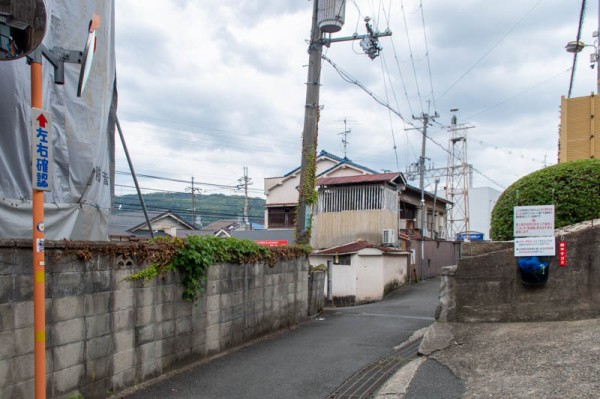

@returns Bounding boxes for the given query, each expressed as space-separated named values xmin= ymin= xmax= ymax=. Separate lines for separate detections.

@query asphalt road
xmin=122 ymin=278 xmax=440 ymax=399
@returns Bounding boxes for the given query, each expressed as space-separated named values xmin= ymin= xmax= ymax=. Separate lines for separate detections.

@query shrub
xmin=490 ymin=159 xmax=600 ymax=240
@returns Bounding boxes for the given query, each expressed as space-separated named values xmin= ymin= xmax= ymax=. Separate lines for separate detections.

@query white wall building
xmin=468 ymin=186 xmax=502 ymax=240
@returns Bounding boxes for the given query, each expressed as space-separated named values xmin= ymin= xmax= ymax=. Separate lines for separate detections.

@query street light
xmin=565 ymin=36 xmax=600 ymax=93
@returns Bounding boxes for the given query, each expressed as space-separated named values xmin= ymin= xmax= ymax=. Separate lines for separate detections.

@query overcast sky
xmin=113 ymin=0 xmax=597 ymax=199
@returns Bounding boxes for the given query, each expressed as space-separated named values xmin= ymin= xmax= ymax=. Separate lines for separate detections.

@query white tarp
xmin=0 ymin=0 xmax=116 ymax=240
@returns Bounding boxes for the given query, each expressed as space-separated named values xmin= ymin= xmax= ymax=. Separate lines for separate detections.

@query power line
xmin=322 ymin=54 xmax=504 ymax=188
xmin=439 ymin=0 xmax=544 ymax=100
xmin=568 ymin=0 xmax=588 ymax=98
xmin=400 ymin=0 xmax=425 ymax=112
xmin=465 ymin=67 xmax=572 ymax=120
xmin=419 ymin=0 xmax=437 ymax=114
xmin=322 ymin=54 xmax=416 ymax=126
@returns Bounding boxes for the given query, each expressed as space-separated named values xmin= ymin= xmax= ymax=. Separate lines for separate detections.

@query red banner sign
xmin=256 ymin=240 xmax=288 ymax=247
xmin=558 ymin=241 xmax=567 ymax=267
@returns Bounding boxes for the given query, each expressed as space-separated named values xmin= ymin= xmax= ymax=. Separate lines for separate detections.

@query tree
xmin=490 ymin=159 xmax=600 ymax=240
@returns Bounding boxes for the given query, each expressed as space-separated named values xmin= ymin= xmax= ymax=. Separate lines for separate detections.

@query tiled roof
xmin=316 ymin=172 xmax=404 ymax=186
xmin=283 ymin=150 xmax=377 ymax=177
xmin=404 ymin=183 xmax=452 ymax=204
xmin=313 ymin=240 xmax=407 ymax=255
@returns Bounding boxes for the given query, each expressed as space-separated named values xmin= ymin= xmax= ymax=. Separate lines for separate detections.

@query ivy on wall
xmin=126 ymin=235 xmax=310 ymax=301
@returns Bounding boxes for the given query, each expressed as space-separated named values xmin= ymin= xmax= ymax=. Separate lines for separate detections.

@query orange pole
xmin=31 ymin=60 xmax=46 ymax=399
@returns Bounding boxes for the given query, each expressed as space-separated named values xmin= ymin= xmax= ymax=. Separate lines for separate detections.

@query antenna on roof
xmin=338 ymin=117 xmax=351 ymax=158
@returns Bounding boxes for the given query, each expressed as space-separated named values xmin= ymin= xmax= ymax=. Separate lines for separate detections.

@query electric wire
xmin=400 ymin=0 xmax=425 ymax=113
xmin=466 ymin=67 xmax=572 ymax=120
xmin=379 ymin=55 xmax=401 ymax=171
xmin=322 ymin=54 xmax=416 ymax=127
xmin=115 ymin=171 xmax=264 ymax=194
xmin=439 ymin=0 xmax=544 ymax=100
xmin=419 ymin=0 xmax=437 ymax=113
xmin=568 ymin=0 xmax=588 ymax=98
xmin=322 ymin=55 xmax=504 ymax=189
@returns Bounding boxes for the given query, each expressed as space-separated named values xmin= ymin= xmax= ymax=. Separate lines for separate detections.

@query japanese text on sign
xmin=558 ymin=241 xmax=567 ymax=267
xmin=31 ymin=108 xmax=53 ymax=192
xmin=513 ymin=205 xmax=555 ymax=237
xmin=255 ymin=240 xmax=288 ymax=247
xmin=514 ymin=237 xmax=556 ymax=257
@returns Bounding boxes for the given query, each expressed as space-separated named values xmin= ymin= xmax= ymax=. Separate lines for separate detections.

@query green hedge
xmin=490 ymin=159 xmax=600 ymax=240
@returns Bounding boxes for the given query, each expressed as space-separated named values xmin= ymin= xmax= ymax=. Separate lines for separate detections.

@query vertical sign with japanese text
xmin=558 ymin=241 xmax=567 ymax=267
xmin=31 ymin=108 xmax=52 ymax=191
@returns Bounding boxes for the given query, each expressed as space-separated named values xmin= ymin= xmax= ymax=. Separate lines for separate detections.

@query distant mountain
xmin=113 ymin=192 xmax=265 ymax=227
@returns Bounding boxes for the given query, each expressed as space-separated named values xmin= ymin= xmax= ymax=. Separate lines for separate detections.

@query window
xmin=268 ymin=207 xmax=296 ymax=228
xmin=334 ymin=254 xmax=352 ymax=265
xmin=318 ymin=184 xmax=397 ymax=213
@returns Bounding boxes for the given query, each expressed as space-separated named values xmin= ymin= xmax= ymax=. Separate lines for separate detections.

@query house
xmin=195 ymin=218 xmax=255 ymax=238
xmin=310 ymin=240 xmax=411 ymax=304
xmin=109 ymin=210 xmax=198 ymax=241
xmin=399 ymin=184 xmax=452 ymax=241
xmin=264 ymin=150 xmax=376 ymax=229
xmin=311 ymin=172 xmax=405 ymax=249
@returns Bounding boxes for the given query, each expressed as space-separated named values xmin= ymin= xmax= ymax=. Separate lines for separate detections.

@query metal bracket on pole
xmin=28 ymin=44 xmax=84 ymax=85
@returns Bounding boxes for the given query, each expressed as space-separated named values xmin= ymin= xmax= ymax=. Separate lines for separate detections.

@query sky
xmin=113 ymin=0 xmax=598 ymax=200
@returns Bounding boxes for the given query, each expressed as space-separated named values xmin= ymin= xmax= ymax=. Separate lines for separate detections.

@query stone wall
xmin=0 ymin=240 xmax=310 ymax=398
xmin=436 ymin=221 xmax=600 ymax=322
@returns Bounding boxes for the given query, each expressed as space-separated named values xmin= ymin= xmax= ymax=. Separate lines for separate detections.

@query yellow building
xmin=560 ymin=95 xmax=600 ymax=162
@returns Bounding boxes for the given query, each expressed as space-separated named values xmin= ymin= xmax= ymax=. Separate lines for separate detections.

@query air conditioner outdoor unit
xmin=382 ymin=229 xmax=395 ymax=245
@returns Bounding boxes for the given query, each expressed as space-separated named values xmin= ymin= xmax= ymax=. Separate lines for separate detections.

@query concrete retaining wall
xmin=436 ymin=221 xmax=600 ymax=322
xmin=0 ymin=240 xmax=309 ymax=398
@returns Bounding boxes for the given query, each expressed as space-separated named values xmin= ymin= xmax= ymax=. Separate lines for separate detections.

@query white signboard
xmin=31 ymin=108 xmax=53 ymax=191
xmin=513 ymin=205 xmax=555 ymax=237
xmin=514 ymin=236 xmax=556 ymax=257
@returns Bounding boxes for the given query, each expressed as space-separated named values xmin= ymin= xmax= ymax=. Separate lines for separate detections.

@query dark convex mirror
xmin=0 ymin=0 xmax=46 ymax=61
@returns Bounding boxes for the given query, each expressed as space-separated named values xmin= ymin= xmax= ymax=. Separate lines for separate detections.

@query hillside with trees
xmin=113 ymin=192 xmax=265 ymax=227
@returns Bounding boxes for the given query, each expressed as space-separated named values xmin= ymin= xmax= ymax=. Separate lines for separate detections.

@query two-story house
xmin=264 ymin=150 xmax=376 ymax=229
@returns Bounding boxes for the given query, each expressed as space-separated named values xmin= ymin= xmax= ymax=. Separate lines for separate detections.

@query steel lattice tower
xmin=445 ymin=114 xmax=472 ymax=240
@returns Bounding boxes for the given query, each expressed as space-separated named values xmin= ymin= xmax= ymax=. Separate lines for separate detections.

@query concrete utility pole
xmin=237 ymin=166 xmax=253 ymax=227
xmin=295 ymin=1 xmax=392 ymax=244
xmin=414 ymin=112 xmax=437 ymax=280
xmin=186 ymin=177 xmax=201 ymax=227
xmin=296 ymin=0 xmax=323 ymax=244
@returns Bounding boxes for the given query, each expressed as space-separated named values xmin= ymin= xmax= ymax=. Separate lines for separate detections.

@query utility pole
xmin=296 ymin=0 xmax=323 ymax=244
xmin=237 ymin=167 xmax=253 ymax=228
xmin=295 ymin=1 xmax=392 ymax=244
xmin=432 ymin=177 xmax=440 ymax=238
xmin=186 ymin=177 xmax=201 ymax=227
xmin=414 ymin=112 xmax=438 ymax=281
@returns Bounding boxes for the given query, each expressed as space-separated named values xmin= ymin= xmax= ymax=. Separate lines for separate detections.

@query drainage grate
xmin=327 ymin=339 xmax=421 ymax=399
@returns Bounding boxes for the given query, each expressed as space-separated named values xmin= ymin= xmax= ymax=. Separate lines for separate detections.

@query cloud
xmin=114 ymin=0 xmax=596 ymax=198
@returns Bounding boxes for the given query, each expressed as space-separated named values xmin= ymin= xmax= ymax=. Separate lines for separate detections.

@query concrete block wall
xmin=0 ymin=240 xmax=309 ymax=398
xmin=436 ymin=221 xmax=600 ymax=323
